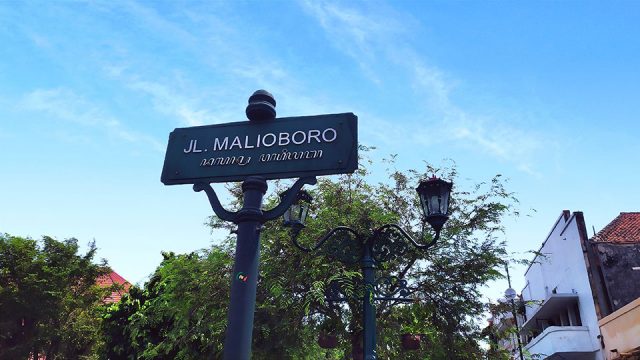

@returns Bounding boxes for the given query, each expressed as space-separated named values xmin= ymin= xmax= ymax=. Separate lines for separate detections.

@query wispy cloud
xmin=125 ymin=79 xmax=213 ymax=127
xmin=299 ymin=0 xmax=549 ymax=175
xmin=20 ymin=88 xmax=164 ymax=152
xmin=300 ymin=0 xmax=410 ymax=84
xmin=95 ymin=1 xmax=329 ymax=126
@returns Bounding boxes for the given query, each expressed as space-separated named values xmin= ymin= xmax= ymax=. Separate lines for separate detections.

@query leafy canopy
xmin=0 ymin=234 xmax=110 ymax=360
xmin=102 ymin=153 xmax=519 ymax=359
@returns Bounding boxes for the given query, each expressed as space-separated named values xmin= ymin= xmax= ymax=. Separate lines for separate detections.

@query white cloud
xmin=93 ymin=1 xmax=305 ymax=126
xmin=20 ymin=88 xmax=164 ymax=152
xmin=22 ymin=88 xmax=105 ymax=126
xmin=91 ymin=1 xmax=371 ymax=129
xmin=299 ymin=0 xmax=549 ymax=174
xmin=126 ymin=79 xmax=211 ymax=127
xmin=300 ymin=0 xmax=409 ymax=84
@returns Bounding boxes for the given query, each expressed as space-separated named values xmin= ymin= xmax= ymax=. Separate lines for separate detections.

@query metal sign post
xmin=161 ymin=90 xmax=358 ymax=359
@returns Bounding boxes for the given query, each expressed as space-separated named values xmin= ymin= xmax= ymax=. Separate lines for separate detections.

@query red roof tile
xmin=96 ymin=271 xmax=131 ymax=304
xmin=593 ymin=212 xmax=640 ymax=244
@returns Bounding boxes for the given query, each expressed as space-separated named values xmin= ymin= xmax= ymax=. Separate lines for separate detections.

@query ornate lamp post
xmin=283 ymin=176 xmax=453 ymax=359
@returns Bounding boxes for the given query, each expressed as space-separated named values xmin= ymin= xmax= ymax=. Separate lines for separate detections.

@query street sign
xmin=161 ymin=113 xmax=358 ymax=184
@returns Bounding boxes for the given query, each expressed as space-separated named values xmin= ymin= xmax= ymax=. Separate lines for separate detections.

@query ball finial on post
xmin=246 ymin=89 xmax=276 ymax=121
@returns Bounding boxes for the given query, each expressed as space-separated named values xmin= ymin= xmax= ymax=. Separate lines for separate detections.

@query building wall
xmin=523 ymin=211 xmax=604 ymax=359
xmin=599 ymin=297 xmax=640 ymax=359
xmin=593 ymin=242 xmax=640 ymax=313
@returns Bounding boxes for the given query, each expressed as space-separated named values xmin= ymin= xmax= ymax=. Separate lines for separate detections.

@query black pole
xmin=505 ymin=264 xmax=524 ymax=360
xmin=510 ymin=299 xmax=525 ymax=360
xmin=184 ymin=90 xmax=317 ymax=359
xmin=222 ymin=90 xmax=275 ymax=359
xmin=362 ymin=241 xmax=377 ymax=360
xmin=290 ymin=225 xmax=444 ymax=360
xmin=223 ymin=176 xmax=268 ymax=360
xmin=287 ymin=186 xmax=450 ymax=359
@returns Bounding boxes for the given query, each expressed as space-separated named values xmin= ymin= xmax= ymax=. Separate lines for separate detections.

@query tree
xmin=209 ymin=154 xmax=519 ymax=359
xmin=101 ymin=249 xmax=232 ymax=360
xmin=104 ymin=153 xmax=519 ymax=359
xmin=485 ymin=295 xmax=544 ymax=360
xmin=0 ymin=234 xmax=109 ymax=360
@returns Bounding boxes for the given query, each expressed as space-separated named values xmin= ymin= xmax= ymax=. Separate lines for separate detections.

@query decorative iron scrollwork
xmin=371 ymin=225 xmax=411 ymax=263
xmin=325 ymin=275 xmax=415 ymax=303
xmin=373 ymin=275 xmax=414 ymax=302
xmin=321 ymin=228 xmax=363 ymax=264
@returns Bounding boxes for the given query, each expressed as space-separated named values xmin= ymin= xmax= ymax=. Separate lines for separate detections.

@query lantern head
xmin=416 ymin=176 xmax=453 ymax=233
xmin=281 ymin=190 xmax=312 ymax=229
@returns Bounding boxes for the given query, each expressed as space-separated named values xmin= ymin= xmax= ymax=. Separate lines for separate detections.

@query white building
xmin=519 ymin=210 xmax=604 ymax=360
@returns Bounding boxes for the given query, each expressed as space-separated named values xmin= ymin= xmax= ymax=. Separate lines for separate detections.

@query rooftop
xmin=592 ymin=212 xmax=640 ymax=244
xmin=96 ymin=271 xmax=131 ymax=303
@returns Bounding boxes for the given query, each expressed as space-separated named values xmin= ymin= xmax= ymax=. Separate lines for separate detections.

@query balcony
xmin=524 ymin=326 xmax=599 ymax=359
xmin=522 ymin=293 xmax=579 ymax=332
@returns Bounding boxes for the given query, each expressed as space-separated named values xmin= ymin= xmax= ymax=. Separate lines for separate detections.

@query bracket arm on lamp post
xmin=263 ymin=176 xmax=317 ymax=222
xmin=291 ymin=225 xmax=361 ymax=253
xmin=373 ymin=223 xmax=440 ymax=251
xmin=193 ymin=182 xmax=236 ymax=222
xmin=193 ymin=176 xmax=318 ymax=224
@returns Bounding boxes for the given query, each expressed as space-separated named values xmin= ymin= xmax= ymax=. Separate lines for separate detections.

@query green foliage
xmin=486 ymin=298 xmax=545 ymax=360
xmin=207 ymin=154 xmax=520 ymax=359
xmin=0 ymin=234 xmax=109 ymax=360
xmin=101 ymin=152 xmax=520 ymax=359
xmin=101 ymin=248 xmax=232 ymax=359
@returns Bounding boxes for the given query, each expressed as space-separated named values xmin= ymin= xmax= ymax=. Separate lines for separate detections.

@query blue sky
xmin=2 ymin=1 xmax=639 ymax=300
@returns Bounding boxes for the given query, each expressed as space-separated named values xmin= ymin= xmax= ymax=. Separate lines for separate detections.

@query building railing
xmin=524 ymin=326 xmax=598 ymax=357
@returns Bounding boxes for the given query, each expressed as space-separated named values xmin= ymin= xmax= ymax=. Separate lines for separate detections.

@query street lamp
xmin=504 ymin=288 xmax=517 ymax=301
xmin=283 ymin=177 xmax=453 ymax=359
xmin=280 ymin=189 xmax=312 ymax=234
xmin=417 ymin=176 xmax=453 ymax=237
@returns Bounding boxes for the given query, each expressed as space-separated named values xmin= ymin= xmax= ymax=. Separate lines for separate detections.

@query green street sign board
xmin=161 ymin=113 xmax=358 ymax=184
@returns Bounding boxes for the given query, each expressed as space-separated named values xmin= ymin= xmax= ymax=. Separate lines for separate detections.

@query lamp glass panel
xmin=425 ymin=187 xmax=450 ymax=216
xmin=439 ymin=193 xmax=450 ymax=214
xmin=299 ymin=206 xmax=309 ymax=225
xmin=426 ymin=193 xmax=449 ymax=216
xmin=418 ymin=179 xmax=452 ymax=217
xmin=283 ymin=208 xmax=290 ymax=223
xmin=430 ymin=195 xmax=440 ymax=215
xmin=288 ymin=203 xmax=302 ymax=223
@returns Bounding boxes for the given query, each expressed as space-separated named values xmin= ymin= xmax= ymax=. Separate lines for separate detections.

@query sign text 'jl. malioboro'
xmin=161 ymin=112 xmax=358 ymax=184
